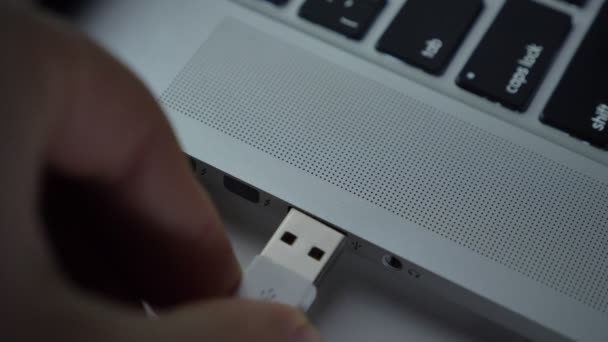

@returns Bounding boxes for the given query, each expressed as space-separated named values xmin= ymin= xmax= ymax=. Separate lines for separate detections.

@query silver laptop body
xmin=81 ymin=0 xmax=608 ymax=340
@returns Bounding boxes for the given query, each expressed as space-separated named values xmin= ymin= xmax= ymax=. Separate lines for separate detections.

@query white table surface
xmin=73 ymin=2 xmax=526 ymax=340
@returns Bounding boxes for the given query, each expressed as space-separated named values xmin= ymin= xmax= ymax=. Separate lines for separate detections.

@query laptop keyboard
xmin=257 ymin=0 xmax=607 ymax=151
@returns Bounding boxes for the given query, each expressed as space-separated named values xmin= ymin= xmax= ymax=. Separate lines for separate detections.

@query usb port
xmin=223 ymin=175 xmax=260 ymax=203
xmin=237 ymin=209 xmax=345 ymax=310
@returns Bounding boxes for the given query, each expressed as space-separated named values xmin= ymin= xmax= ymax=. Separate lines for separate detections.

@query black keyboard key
xmin=561 ymin=0 xmax=587 ymax=6
xmin=299 ymin=0 xmax=387 ymax=40
xmin=541 ymin=1 xmax=608 ymax=149
xmin=377 ymin=0 xmax=483 ymax=75
xmin=263 ymin=0 xmax=288 ymax=5
xmin=457 ymin=0 xmax=571 ymax=112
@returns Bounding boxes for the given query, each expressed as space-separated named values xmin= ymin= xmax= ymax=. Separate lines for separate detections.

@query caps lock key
xmin=457 ymin=0 xmax=571 ymax=112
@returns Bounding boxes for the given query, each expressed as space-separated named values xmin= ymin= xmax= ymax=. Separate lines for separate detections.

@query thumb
xmin=20 ymin=288 xmax=323 ymax=342
xmin=147 ymin=299 xmax=322 ymax=342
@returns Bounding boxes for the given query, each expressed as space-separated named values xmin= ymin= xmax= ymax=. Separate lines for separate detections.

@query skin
xmin=0 ymin=3 xmax=321 ymax=342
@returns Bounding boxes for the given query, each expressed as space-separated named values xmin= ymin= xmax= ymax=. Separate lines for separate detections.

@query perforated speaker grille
xmin=161 ymin=20 xmax=608 ymax=313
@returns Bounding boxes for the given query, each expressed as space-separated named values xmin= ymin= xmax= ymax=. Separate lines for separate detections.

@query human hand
xmin=0 ymin=5 xmax=320 ymax=342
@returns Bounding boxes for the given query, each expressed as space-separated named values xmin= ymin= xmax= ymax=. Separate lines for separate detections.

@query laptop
xmin=81 ymin=0 xmax=608 ymax=340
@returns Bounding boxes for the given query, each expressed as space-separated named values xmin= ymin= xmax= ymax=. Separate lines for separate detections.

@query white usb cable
xmin=144 ymin=208 xmax=344 ymax=316
xmin=238 ymin=209 xmax=345 ymax=311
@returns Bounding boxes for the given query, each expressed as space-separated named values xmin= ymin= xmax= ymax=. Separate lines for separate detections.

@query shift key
xmin=542 ymin=1 xmax=608 ymax=149
xmin=457 ymin=0 xmax=571 ymax=112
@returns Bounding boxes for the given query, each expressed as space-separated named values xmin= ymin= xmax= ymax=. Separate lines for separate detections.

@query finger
xmin=148 ymin=299 xmax=322 ymax=342
xmin=21 ymin=290 xmax=321 ymax=342
xmin=3 ymin=7 xmax=240 ymax=305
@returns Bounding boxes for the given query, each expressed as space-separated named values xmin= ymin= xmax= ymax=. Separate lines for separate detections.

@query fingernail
xmin=292 ymin=323 xmax=322 ymax=342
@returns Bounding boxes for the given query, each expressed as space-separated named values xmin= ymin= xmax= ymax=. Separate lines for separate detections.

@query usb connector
xmin=238 ymin=209 xmax=344 ymax=311
xmin=143 ymin=209 xmax=344 ymax=318
xmin=260 ymin=209 xmax=344 ymax=283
